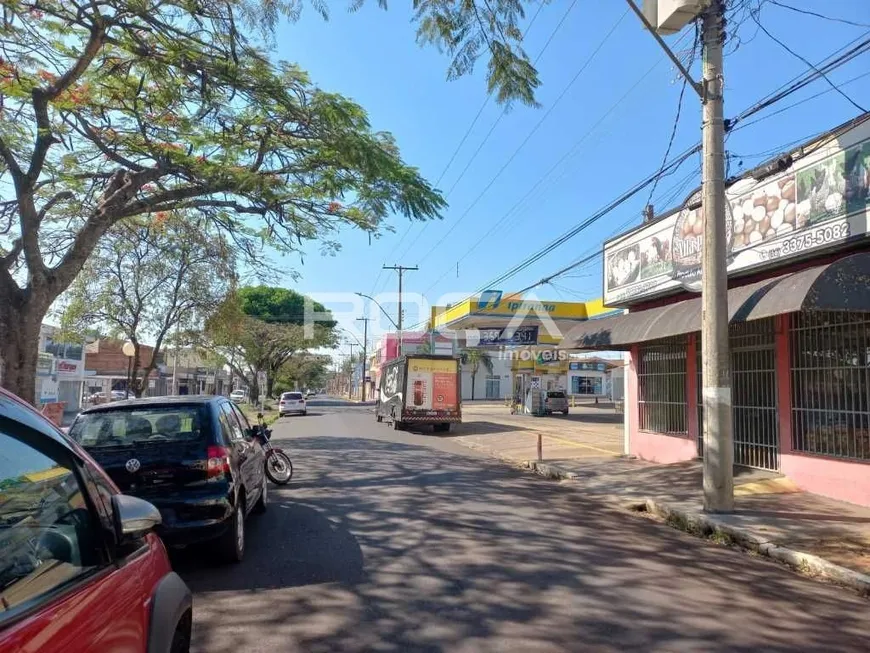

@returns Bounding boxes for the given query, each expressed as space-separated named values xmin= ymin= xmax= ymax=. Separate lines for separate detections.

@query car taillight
xmin=206 ymin=445 xmax=231 ymax=478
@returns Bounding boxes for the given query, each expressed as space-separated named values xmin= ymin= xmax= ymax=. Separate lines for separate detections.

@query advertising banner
xmin=56 ymin=358 xmax=83 ymax=377
xmin=405 ymin=358 xmax=458 ymax=411
xmin=603 ymin=119 xmax=870 ymax=305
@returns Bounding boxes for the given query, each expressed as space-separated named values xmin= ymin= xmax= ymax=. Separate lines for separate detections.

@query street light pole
xmin=356 ymin=317 xmax=370 ymax=402
xmin=699 ymin=0 xmax=734 ymax=512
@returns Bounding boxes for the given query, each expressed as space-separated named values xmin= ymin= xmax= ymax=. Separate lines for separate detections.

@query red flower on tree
xmin=327 ymin=202 xmax=342 ymax=214
xmin=37 ymin=69 xmax=57 ymax=83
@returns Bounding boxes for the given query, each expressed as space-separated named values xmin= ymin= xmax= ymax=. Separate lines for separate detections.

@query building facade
xmin=565 ymin=114 xmax=870 ymax=507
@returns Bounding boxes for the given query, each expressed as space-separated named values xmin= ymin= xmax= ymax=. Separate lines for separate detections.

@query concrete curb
xmin=523 ymin=460 xmax=870 ymax=596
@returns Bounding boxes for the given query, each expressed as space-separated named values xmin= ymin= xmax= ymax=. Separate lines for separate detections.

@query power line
xmin=728 ymin=30 xmax=870 ymax=130
xmin=389 ymin=0 xmax=561 ymax=265
xmin=750 ymin=6 xmax=867 ymax=113
xmin=409 ymin=7 xmax=631 ymax=268
xmin=767 ymin=0 xmax=870 ymax=29
xmin=647 ymin=22 xmax=699 ymax=206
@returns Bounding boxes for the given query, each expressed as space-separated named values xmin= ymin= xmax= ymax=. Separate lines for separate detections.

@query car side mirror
xmin=111 ymin=494 xmax=161 ymax=540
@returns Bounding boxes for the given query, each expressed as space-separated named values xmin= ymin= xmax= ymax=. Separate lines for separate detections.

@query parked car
xmin=0 ymin=388 xmax=192 ymax=652
xmin=545 ymin=390 xmax=570 ymax=415
xmin=110 ymin=389 xmax=132 ymax=401
xmin=229 ymin=389 xmax=247 ymax=404
xmin=306 ymin=390 xmax=317 ymax=398
xmin=279 ymin=391 xmax=307 ymax=416
xmin=68 ymin=396 xmax=267 ymax=563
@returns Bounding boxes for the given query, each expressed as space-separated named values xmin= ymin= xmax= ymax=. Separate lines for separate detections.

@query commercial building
xmin=38 ymin=324 xmax=89 ymax=414
xmin=564 ymin=113 xmax=870 ymax=507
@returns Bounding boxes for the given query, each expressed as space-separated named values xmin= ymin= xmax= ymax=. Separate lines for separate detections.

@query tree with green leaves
xmin=0 ymin=0 xmax=447 ymax=403
xmin=460 ymin=348 xmax=494 ymax=401
xmin=60 ymin=213 xmax=235 ymax=397
xmin=274 ymin=352 xmax=330 ymax=395
xmin=205 ymin=286 xmax=337 ymax=399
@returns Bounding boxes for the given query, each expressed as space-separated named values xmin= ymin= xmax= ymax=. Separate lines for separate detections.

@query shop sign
xmin=39 ymin=377 xmax=58 ymax=404
xmin=569 ymin=362 xmax=607 ymax=371
xmin=476 ymin=325 xmax=539 ymax=346
xmin=604 ymin=120 xmax=870 ymax=304
xmin=56 ymin=358 xmax=82 ymax=377
xmin=36 ymin=352 xmax=55 ymax=376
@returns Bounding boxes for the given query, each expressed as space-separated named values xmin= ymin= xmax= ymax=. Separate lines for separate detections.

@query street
xmin=176 ymin=405 xmax=870 ymax=653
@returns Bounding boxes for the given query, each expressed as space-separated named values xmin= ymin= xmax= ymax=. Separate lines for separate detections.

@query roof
xmin=80 ymin=395 xmax=223 ymax=414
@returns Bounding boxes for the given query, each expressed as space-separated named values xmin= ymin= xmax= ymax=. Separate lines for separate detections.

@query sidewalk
xmin=452 ymin=404 xmax=870 ymax=592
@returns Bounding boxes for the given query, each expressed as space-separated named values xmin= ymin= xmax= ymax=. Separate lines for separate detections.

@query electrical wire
xmin=409 ymin=5 xmax=630 ymax=268
xmin=390 ymin=0 xmax=572 ymax=265
xmin=767 ymin=0 xmax=870 ymax=29
xmin=647 ymin=22 xmax=699 ymax=206
xmin=728 ymin=30 xmax=870 ymax=130
xmin=750 ymin=6 xmax=867 ymax=113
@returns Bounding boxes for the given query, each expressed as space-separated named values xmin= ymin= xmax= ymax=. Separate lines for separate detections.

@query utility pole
xmin=629 ymin=0 xmax=733 ymax=511
xmin=347 ymin=343 xmax=355 ymax=398
xmin=699 ymin=0 xmax=734 ymax=512
xmin=382 ymin=264 xmax=418 ymax=356
xmin=356 ymin=317 xmax=370 ymax=402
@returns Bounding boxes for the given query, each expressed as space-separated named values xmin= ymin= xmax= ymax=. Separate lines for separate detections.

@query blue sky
xmin=268 ymin=1 xmax=870 ymax=354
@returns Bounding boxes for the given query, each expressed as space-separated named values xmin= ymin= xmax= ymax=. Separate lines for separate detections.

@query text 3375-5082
xmin=780 ymin=222 xmax=850 ymax=256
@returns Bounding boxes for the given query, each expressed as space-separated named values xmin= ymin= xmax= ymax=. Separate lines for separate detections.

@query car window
xmin=220 ymin=403 xmax=245 ymax=441
xmin=282 ymin=392 xmax=303 ymax=400
xmin=216 ymin=409 xmax=235 ymax=445
xmin=69 ymin=407 xmax=204 ymax=447
xmin=0 ymin=431 xmax=104 ymax=618
xmin=548 ymin=391 xmax=566 ymax=398
xmin=230 ymin=404 xmax=251 ymax=431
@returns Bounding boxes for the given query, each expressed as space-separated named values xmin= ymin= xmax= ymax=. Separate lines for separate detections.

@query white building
xmin=39 ymin=324 xmax=89 ymax=412
xmin=460 ymin=355 xmax=512 ymax=401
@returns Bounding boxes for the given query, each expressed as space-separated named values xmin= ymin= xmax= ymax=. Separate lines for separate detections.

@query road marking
xmin=529 ymin=431 xmax=621 ymax=457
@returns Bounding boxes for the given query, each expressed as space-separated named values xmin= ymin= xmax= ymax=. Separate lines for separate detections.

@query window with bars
xmin=637 ymin=337 xmax=687 ymax=434
xmin=790 ymin=311 xmax=870 ymax=461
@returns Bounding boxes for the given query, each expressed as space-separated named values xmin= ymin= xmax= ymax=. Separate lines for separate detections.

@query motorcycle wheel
xmin=265 ymin=451 xmax=293 ymax=485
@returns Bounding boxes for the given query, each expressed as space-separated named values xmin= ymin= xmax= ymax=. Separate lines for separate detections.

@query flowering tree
xmin=0 ymin=0 xmax=447 ymax=402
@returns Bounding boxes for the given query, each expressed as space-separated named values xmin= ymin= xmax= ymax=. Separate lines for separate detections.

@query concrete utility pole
xmin=356 ymin=317 xmax=370 ymax=401
xmin=630 ymin=0 xmax=733 ymax=511
xmin=699 ymin=0 xmax=734 ymax=512
xmin=382 ymin=264 xmax=418 ymax=355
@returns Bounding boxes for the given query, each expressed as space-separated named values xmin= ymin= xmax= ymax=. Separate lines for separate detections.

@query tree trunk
xmin=470 ymin=372 xmax=476 ymax=401
xmin=0 ymin=301 xmax=46 ymax=405
xmin=266 ymin=374 xmax=275 ymax=399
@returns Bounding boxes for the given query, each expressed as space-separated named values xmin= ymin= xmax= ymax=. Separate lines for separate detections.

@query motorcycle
xmin=254 ymin=412 xmax=293 ymax=485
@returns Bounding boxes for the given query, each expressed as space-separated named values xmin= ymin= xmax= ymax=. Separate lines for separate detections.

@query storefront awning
xmin=563 ymin=252 xmax=870 ymax=350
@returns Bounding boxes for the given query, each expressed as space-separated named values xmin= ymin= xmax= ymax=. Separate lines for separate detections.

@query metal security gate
xmin=697 ymin=318 xmax=780 ymax=471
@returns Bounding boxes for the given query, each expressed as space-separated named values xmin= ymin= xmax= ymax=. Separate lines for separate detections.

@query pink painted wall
xmin=780 ymin=454 xmax=870 ymax=507
xmin=632 ymin=430 xmax=698 ymax=464
xmin=686 ymin=334 xmax=699 ymax=446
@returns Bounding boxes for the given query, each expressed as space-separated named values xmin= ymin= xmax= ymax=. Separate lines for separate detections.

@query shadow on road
xmin=185 ymin=433 xmax=870 ymax=653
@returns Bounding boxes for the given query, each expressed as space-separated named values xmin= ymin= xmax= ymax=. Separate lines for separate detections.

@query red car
xmin=0 ymin=389 xmax=192 ymax=652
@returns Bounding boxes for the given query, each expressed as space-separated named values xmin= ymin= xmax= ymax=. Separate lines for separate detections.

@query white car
xmin=279 ymin=391 xmax=306 ymax=416
xmin=230 ymin=389 xmax=247 ymax=403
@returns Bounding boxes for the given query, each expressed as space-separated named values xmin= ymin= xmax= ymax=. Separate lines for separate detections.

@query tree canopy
xmin=0 ymin=0 xmax=446 ymax=401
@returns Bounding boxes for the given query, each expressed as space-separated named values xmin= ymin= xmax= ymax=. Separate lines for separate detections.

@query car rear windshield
xmin=69 ymin=406 xmax=205 ymax=447
xmin=282 ymin=392 xmax=303 ymax=400
xmin=548 ymin=391 xmax=566 ymax=398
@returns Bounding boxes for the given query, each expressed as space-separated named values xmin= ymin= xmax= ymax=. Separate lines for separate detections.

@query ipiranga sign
xmin=603 ymin=117 xmax=870 ymax=306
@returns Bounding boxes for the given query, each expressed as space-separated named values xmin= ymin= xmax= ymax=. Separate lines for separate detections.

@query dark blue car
xmin=69 ymin=396 xmax=267 ymax=563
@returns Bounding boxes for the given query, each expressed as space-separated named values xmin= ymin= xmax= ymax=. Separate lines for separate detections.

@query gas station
xmin=430 ymin=291 xmax=616 ymax=412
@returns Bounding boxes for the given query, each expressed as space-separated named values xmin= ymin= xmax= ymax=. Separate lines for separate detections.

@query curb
xmin=523 ymin=460 xmax=870 ymax=596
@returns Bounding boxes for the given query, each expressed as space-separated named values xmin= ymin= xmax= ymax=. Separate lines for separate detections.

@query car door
xmin=0 ymin=428 xmax=147 ymax=653
xmin=219 ymin=402 xmax=259 ymax=513
xmin=229 ymin=403 xmax=265 ymax=506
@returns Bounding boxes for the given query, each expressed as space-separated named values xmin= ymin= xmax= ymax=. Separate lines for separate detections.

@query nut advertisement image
xmin=603 ymin=119 xmax=870 ymax=305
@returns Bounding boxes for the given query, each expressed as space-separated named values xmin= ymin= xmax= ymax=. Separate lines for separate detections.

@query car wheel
xmin=253 ymin=475 xmax=268 ymax=514
xmin=302 ymin=410 xmax=307 ymax=416
xmin=170 ymin=611 xmax=192 ymax=653
xmin=218 ymin=501 xmax=245 ymax=563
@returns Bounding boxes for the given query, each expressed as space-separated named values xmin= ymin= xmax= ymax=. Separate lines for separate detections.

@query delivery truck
xmin=375 ymin=355 xmax=461 ymax=432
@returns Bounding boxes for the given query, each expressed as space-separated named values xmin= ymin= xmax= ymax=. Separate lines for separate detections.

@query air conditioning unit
xmin=645 ymin=0 xmax=709 ymax=35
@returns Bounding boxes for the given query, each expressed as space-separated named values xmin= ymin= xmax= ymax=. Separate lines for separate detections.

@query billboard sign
xmin=604 ymin=119 xmax=870 ymax=305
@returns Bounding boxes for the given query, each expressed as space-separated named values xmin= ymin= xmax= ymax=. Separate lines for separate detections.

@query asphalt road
xmin=175 ymin=405 xmax=870 ymax=652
